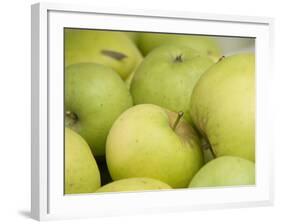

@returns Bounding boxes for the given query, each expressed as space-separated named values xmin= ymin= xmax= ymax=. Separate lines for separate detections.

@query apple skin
xmin=190 ymin=53 xmax=255 ymax=161
xmin=137 ymin=33 xmax=221 ymax=61
xmin=96 ymin=177 xmax=172 ymax=193
xmin=189 ymin=156 xmax=255 ymax=188
xmin=130 ymin=44 xmax=214 ymax=122
xmin=65 ymin=63 xmax=133 ymax=156
xmin=65 ymin=29 xmax=142 ymax=80
xmin=106 ymin=104 xmax=204 ymax=188
xmin=65 ymin=128 xmax=101 ymax=194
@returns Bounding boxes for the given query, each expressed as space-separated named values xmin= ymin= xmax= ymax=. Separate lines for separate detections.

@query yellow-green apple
xmin=190 ymin=53 xmax=255 ymax=161
xmin=65 ymin=29 xmax=142 ymax=80
xmin=130 ymin=44 xmax=214 ymax=122
xmin=65 ymin=128 xmax=101 ymax=194
xmin=65 ymin=63 xmax=133 ymax=156
xmin=106 ymin=104 xmax=204 ymax=188
xmin=96 ymin=177 xmax=172 ymax=193
xmin=189 ymin=156 xmax=255 ymax=188
xmin=137 ymin=33 xmax=221 ymax=61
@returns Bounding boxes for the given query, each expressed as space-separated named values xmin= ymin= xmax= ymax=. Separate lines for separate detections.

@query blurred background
xmin=215 ymin=36 xmax=255 ymax=55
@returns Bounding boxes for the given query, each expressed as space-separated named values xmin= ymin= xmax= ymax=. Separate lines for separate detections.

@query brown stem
xmin=172 ymin=111 xmax=184 ymax=130
xmin=217 ymin=55 xmax=225 ymax=63
xmin=209 ymin=145 xmax=216 ymax=158
xmin=201 ymin=138 xmax=216 ymax=158
xmin=174 ymin=54 xmax=183 ymax=63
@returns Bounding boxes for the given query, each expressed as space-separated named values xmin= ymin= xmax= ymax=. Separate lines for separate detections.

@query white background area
xmin=0 ymin=0 xmax=280 ymax=223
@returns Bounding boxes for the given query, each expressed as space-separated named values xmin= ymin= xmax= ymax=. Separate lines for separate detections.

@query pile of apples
xmin=64 ymin=29 xmax=255 ymax=194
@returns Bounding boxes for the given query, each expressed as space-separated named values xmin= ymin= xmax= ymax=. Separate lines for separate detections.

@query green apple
xmin=190 ymin=53 xmax=255 ymax=161
xmin=65 ymin=128 xmax=101 ymax=194
xmin=65 ymin=63 xmax=133 ymax=156
xmin=130 ymin=44 xmax=214 ymax=122
xmin=65 ymin=29 xmax=142 ymax=80
xmin=137 ymin=33 xmax=221 ymax=61
xmin=189 ymin=156 xmax=255 ymax=188
xmin=96 ymin=177 xmax=172 ymax=193
xmin=106 ymin=104 xmax=204 ymax=188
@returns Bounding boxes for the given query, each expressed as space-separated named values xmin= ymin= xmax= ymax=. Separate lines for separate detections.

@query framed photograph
xmin=31 ymin=2 xmax=274 ymax=221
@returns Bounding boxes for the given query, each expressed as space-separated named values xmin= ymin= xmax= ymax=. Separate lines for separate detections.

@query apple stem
xmin=201 ymin=139 xmax=209 ymax=150
xmin=209 ymin=146 xmax=216 ymax=158
xmin=65 ymin=110 xmax=78 ymax=126
xmin=201 ymin=138 xmax=216 ymax=158
xmin=172 ymin=111 xmax=184 ymax=130
xmin=217 ymin=56 xmax=225 ymax=63
xmin=174 ymin=54 xmax=183 ymax=63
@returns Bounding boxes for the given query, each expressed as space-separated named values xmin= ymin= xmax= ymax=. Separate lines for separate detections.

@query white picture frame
xmin=31 ymin=2 xmax=274 ymax=221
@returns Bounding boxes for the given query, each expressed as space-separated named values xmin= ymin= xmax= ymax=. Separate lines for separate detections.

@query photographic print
xmin=64 ymin=29 xmax=255 ymax=194
xmin=31 ymin=3 xmax=273 ymax=220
